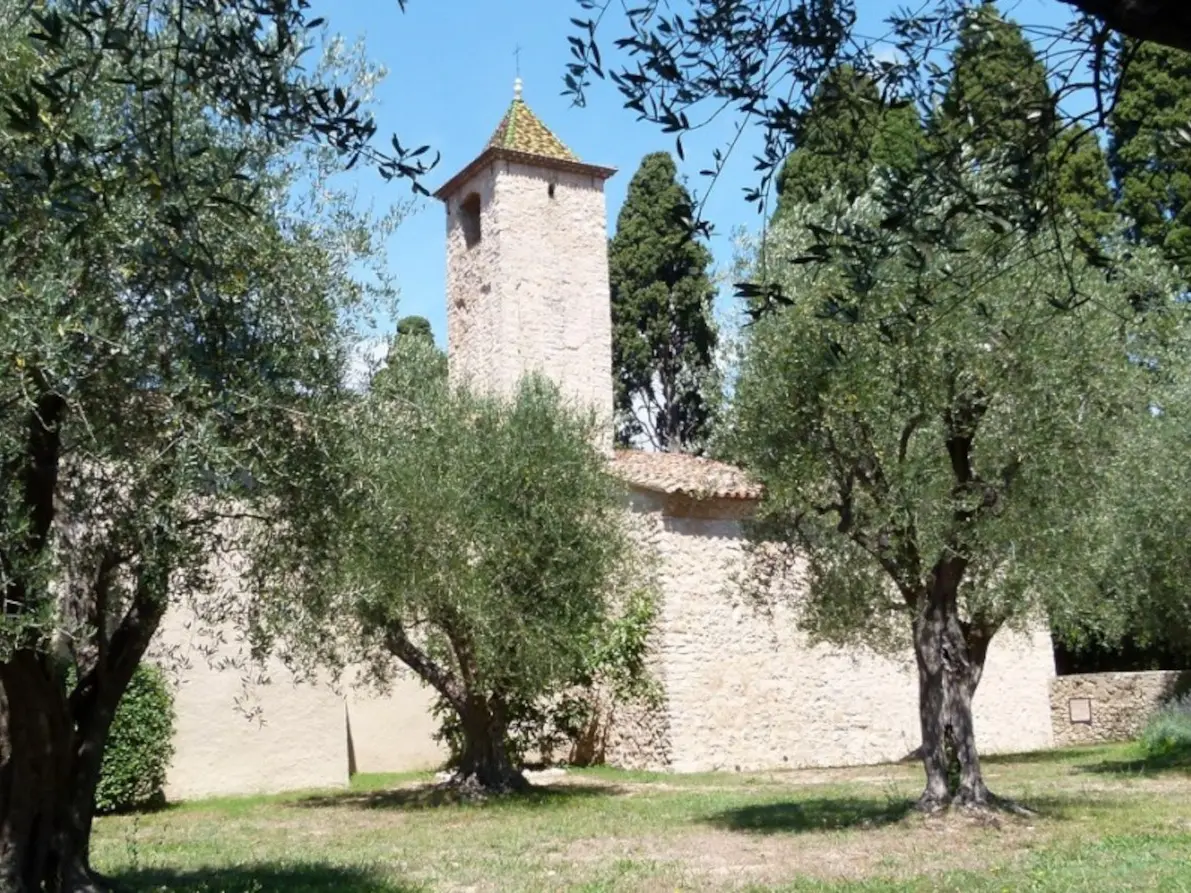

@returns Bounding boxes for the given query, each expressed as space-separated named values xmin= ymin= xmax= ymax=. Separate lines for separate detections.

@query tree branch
xmin=1063 ymin=0 xmax=1191 ymax=54
xmin=382 ymin=626 xmax=464 ymax=712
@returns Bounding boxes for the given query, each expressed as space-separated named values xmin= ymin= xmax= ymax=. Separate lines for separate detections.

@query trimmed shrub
xmin=96 ymin=663 xmax=176 ymax=814
xmin=1140 ymin=693 xmax=1191 ymax=761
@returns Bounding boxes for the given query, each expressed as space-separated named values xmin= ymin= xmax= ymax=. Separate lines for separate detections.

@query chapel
xmin=152 ymin=82 xmax=1058 ymax=801
xmin=429 ymin=80 xmax=1058 ymax=772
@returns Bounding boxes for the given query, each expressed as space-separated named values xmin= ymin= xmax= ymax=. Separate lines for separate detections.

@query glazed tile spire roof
xmin=485 ymin=79 xmax=580 ymax=163
xmin=433 ymin=78 xmax=615 ymax=201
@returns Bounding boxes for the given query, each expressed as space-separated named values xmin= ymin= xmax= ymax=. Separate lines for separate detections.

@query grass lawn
xmin=93 ymin=743 xmax=1191 ymax=892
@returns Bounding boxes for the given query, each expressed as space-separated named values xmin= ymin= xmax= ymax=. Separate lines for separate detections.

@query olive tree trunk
xmin=453 ymin=697 xmax=528 ymax=794
xmin=383 ymin=630 xmax=529 ymax=795
xmin=0 ymin=652 xmax=72 ymax=893
xmin=911 ymin=562 xmax=995 ymax=812
xmin=1 ymin=581 xmax=164 ymax=893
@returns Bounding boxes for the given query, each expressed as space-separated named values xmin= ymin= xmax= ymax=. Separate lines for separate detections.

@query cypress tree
xmin=774 ymin=65 xmax=922 ymax=220
xmin=1109 ymin=39 xmax=1191 ymax=266
xmin=373 ymin=316 xmax=445 ymax=393
xmin=609 ymin=152 xmax=719 ymax=452
xmin=396 ymin=314 xmax=434 ymax=342
xmin=936 ymin=3 xmax=1112 ymax=247
xmin=936 ymin=3 xmax=1054 ymax=173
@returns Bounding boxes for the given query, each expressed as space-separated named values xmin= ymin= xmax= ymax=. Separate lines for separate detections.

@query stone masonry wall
xmin=443 ymin=160 xmax=614 ymax=445
xmin=1051 ymin=671 xmax=1184 ymax=747
xmin=608 ymin=490 xmax=1057 ymax=772
xmin=444 ymin=164 xmax=501 ymax=396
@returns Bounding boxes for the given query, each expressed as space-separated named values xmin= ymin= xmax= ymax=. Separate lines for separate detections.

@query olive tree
xmin=264 ymin=338 xmax=651 ymax=794
xmin=724 ymin=171 xmax=1184 ymax=811
xmin=1069 ymin=340 xmax=1191 ymax=659
xmin=0 ymin=2 xmax=410 ymax=887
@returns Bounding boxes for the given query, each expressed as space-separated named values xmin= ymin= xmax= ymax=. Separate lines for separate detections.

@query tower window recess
xmin=548 ymin=182 xmax=556 ymax=199
xmin=460 ymin=192 xmax=482 ymax=247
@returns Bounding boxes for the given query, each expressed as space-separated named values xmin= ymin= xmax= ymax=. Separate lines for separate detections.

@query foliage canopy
xmin=266 ymin=340 xmax=652 ymax=790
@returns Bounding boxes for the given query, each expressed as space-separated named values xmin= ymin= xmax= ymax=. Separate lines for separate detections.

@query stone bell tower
xmin=434 ymin=79 xmax=617 ymax=439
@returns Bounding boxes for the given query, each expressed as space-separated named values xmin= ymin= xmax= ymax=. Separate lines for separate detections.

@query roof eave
xmin=433 ymin=147 xmax=617 ymax=201
xmin=614 ymin=476 xmax=763 ymax=503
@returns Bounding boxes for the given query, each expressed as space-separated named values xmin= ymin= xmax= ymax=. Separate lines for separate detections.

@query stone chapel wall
xmin=1051 ymin=671 xmax=1185 ymax=747
xmin=606 ymin=492 xmax=1057 ymax=772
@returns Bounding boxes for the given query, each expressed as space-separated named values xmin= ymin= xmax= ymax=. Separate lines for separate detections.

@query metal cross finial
xmin=513 ymin=45 xmax=523 ymax=99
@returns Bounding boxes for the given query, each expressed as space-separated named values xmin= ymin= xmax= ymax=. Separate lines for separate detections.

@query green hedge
xmin=96 ymin=663 xmax=176 ymax=814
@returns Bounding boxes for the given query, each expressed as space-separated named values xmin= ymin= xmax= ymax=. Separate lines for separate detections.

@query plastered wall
xmin=345 ymin=673 xmax=447 ymax=775
xmin=154 ymin=605 xmax=349 ymax=801
xmin=154 ymin=603 xmax=447 ymax=800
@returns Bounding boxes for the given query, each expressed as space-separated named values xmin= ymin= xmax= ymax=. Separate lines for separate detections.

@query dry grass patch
xmin=92 ymin=743 xmax=1191 ymax=892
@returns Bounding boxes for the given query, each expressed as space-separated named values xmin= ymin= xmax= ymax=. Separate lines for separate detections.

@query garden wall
xmin=1051 ymin=671 xmax=1185 ymax=747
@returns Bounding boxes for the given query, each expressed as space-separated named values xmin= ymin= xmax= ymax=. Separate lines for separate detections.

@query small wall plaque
xmin=1069 ymin=697 xmax=1093 ymax=724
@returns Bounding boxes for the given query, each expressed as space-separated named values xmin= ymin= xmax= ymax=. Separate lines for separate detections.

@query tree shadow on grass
xmin=293 ymin=781 xmax=619 ymax=812
xmin=981 ymin=746 xmax=1111 ymax=766
xmin=702 ymin=793 xmax=1103 ymax=835
xmin=1077 ymin=743 xmax=1191 ymax=777
xmin=703 ymin=796 xmax=917 ymax=834
xmin=111 ymin=863 xmax=420 ymax=893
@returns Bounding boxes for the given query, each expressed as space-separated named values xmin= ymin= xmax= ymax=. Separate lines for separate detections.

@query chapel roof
xmin=610 ymin=449 xmax=763 ymax=502
xmin=485 ymin=93 xmax=580 ymax=163
xmin=433 ymin=79 xmax=616 ymax=200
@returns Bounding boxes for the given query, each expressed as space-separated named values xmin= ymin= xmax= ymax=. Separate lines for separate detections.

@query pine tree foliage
xmin=565 ymin=0 xmax=1169 ymax=276
xmin=932 ymin=4 xmax=1113 ymax=247
xmin=372 ymin=315 xmax=445 ymax=392
xmin=609 ymin=152 xmax=719 ymax=452
xmin=396 ymin=315 xmax=434 ymax=341
xmin=934 ymin=4 xmax=1054 ymax=173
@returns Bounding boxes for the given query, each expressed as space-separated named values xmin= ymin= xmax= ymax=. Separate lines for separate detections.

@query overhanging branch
xmin=1064 ymin=0 xmax=1191 ymax=54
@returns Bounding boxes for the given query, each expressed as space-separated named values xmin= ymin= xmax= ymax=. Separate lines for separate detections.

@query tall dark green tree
xmin=609 ymin=152 xmax=718 ymax=452
xmin=935 ymin=4 xmax=1054 ymax=173
xmin=933 ymin=4 xmax=1113 ymax=247
xmin=1109 ymin=39 xmax=1191 ymax=267
xmin=372 ymin=316 xmax=445 ymax=393
xmin=774 ymin=66 xmax=922 ymax=220
xmin=396 ymin=315 xmax=434 ymax=341
xmin=568 ymin=0 xmax=1167 ymax=277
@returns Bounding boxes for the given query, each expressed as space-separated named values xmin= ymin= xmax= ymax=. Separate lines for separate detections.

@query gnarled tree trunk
xmin=0 ymin=652 xmax=72 ymax=893
xmin=383 ymin=628 xmax=529 ymax=795
xmin=2 ymin=567 xmax=166 ymax=893
xmin=454 ymin=697 xmax=528 ymax=794
xmin=911 ymin=562 xmax=995 ymax=812
xmin=53 ymin=657 xmax=155 ymax=893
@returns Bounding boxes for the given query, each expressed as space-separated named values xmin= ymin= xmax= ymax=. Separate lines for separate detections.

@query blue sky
xmin=311 ymin=0 xmax=1073 ymax=349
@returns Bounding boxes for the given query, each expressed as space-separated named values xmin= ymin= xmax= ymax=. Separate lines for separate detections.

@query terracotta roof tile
xmin=486 ymin=98 xmax=579 ymax=163
xmin=610 ymin=449 xmax=762 ymax=501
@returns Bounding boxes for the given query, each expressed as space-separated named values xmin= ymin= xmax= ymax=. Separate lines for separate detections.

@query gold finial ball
xmin=514 ymin=77 xmax=523 ymax=100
